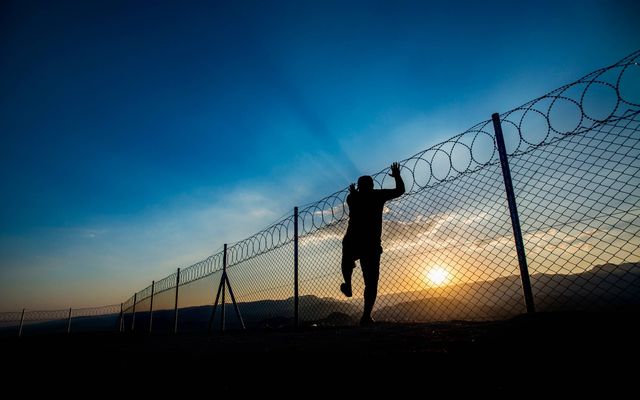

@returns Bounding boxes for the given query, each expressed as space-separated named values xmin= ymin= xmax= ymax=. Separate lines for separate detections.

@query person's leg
xmin=360 ymin=251 xmax=381 ymax=324
xmin=340 ymin=250 xmax=355 ymax=297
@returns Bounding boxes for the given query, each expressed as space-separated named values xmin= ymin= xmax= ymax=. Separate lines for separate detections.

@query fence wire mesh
xmin=7 ymin=50 xmax=640 ymax=333
xmin=0 ymin=305 xmax=122 ymax=336
xmin=69 ymin=305 xmax=121 ymax=333
xmin=509 ymin=110 xmax=640 ymax=311
xmin=0 ymin=311 xmax=24 ymax=336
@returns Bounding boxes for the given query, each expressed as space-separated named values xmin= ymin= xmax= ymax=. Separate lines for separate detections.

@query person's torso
xmin=346 ymin=191 xmax=386 ymax=242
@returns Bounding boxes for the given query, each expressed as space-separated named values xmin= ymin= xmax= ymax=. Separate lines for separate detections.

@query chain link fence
xmin=0 ymin=305 xmax=121 ymax=337
xmin=4 ymin=50 xmax=639 ymax=336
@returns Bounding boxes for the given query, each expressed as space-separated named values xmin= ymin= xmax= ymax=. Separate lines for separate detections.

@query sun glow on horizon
xmin=425 ymin=266 xmax=451 ymax=286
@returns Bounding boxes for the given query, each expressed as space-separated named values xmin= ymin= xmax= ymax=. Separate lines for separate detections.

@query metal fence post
xmin=492 ymin=112 xmax=536 ymax=313
xmin=149 ymin=280 xmax=155 ymax=333
xmin=66 ymin=308 xmax=72 ymax=334
xmin=119 ymin=303 xmax=124 ymax=333
xmin=294 ymin=206 xmax=299 ymax=328
xmin=131 ymin=293 xmax=137 ymax=331
xmin=221 ymin=244 xmax=226 ymax=332
xmin=174 ymin=268 xmax=180 ymax=334
xmin=18 ymin=308 xmax=25 ymax=338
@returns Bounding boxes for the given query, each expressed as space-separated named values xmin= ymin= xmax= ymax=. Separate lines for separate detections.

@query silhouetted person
xmin=341 ymin=162 xmax=405 ymax=325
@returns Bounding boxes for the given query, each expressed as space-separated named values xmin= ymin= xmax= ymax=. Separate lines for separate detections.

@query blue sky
xmin=1 ymin=0 xmax=638 ymax=311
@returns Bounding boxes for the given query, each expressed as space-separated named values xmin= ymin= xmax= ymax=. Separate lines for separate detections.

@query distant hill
xmin=374 ymin=262 xmax=640 ymax=322
xmin=0 ymin=314 xmax=121 ymax=337
xmin=5 ymin=262 xmax=638 ymax=335
xmin=122 ymin=294 xmax=359 ymax=332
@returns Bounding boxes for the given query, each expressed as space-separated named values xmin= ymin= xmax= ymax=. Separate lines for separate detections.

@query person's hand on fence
xmin=389 ymin=162 xmax=401 ymax=178
xmin=349 ymin=183 xmax=357 ymax=194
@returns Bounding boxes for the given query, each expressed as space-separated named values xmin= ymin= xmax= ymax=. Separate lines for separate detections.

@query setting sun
xmin=426 ymin=266 xmax=450 ymax=286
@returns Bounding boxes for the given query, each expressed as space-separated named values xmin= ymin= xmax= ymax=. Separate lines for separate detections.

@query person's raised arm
xmin=346 ymin=183 xmax=357 ymax=207
xmin=382 ymin=162 xmax=405 ymax=201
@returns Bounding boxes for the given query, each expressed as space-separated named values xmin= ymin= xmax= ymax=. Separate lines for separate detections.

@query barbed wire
xmin=9 ymin=50 xmax=639 ymax=331
xmin=222 ymin=49 xmax=640 ymax=258
xmin=100 ymin=51 xmax=640 ymax=318
xmin=71 ymin=304 xmax=121 ymax=318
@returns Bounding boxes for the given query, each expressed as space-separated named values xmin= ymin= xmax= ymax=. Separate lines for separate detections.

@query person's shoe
xmin=360 ymin=316 xmax=375 ymax=326
xmin=340 ymin=283 xmax=352 ymax=298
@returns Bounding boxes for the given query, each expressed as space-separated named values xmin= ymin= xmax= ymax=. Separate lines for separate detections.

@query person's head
xmin=357 ymin=175 xmax=374 ymax=192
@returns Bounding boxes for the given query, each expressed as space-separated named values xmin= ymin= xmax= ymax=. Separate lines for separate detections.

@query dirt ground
xmin=2 ymin=310 xmax=637 ymax=393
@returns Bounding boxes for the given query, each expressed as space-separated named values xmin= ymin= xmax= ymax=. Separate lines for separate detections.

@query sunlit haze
xmin=426 ymin=266 xmax=450 ymax=286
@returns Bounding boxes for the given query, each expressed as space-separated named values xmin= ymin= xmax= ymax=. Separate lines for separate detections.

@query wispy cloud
xmin=0 ymin=176 xmax=314 ymax=310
